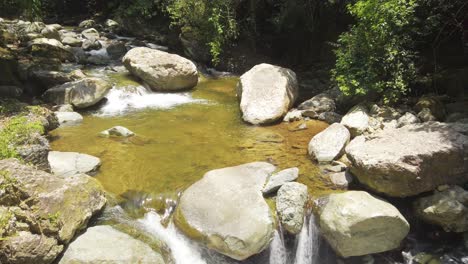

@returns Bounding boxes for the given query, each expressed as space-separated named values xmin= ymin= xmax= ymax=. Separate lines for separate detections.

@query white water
xmin=294 ymin=215 xmax=320 ymax=264
xmin=95 ymin=85 xmax=206 ymax=116
xmin=269 ymin=228 xmax=288 ymax=264
xmin=139 ymin=211 xmax=207 ymax=264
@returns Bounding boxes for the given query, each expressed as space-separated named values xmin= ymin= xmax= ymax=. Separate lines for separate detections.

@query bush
xmin=332 ymin=0 xmax=418 ymax=103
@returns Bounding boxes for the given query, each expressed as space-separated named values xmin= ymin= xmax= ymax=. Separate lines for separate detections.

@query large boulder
xmin=237 ymin=64 xmax=298 ymax=125
xmin=340 ymin=105 xmax=370 ymax=137
xmin=174 ymin=162 xmax=276 ymax=260
xmin=0 ymin=159 xmax=106 ymax=263
xmin=308 ymin=123 xmax=350 ymax=163
xmin=28 ymin=38 xmax=74 ymax=62
xmin=276 ymin=182 xmax=308 ymax=235
xmin=48 ymin=151 xmax=101 ymax=177
xmin=43 ymin=78 xmax=111 ymax=108
xmin=346 ymin=122 xmax=468 ymax=197
xmin=414 ymin=186 xmax=468 ymax=232
xmin=122 ymin=47 xmax=198 ymax=91
xmin=316 ymin=191 xmax=409 ymax=257
xmin=59 ymin=225 xmax=165 ymax=264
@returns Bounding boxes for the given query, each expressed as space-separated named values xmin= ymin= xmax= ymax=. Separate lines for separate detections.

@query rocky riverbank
xmin=0 ymin=15 xmax=467 ymax=264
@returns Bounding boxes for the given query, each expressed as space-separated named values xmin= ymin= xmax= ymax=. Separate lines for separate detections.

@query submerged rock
xmin=346 ymin=122 xmax=468 ymax=197
xmin=277 ymin=182 xmax=308 ymax=234
xmin=123 ymin=47 xmax=198 ymax=91
xmin=237 ymin=63 xmax=298 ymax=125
xmin=99 ymin=126 xmax=135 ymax=137
xmin=59 ymin=225 xmax=165 ymax=264
xmin=55 ymin=111 xmax=83 ymax=126
xmin=43 ymin=78 xmax=111 ymax=109
xmin=48 ymin=151 xmax=101 ymax=177
xmin=262 ymin=167 xmax=299 ymax=194
xmin=175 ymin=162 xmax=276 ymax=260
xmin=317 ymin=191 xmax=409 ymax=257
xmin=340 ymin=105 xmax=370 ymax=137
xmin=308 ymin=123 xmax=350 ymax=163
xmin=0 ymin=159 xmax=106 ymax=263
xmin=414 ymin=185 xmax=468 ymax=232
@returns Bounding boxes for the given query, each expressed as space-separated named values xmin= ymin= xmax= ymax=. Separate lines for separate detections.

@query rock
xmin=446 ymin=112 xmax=468 ymax=123
xmin=43 ymin=78 xmax=111 ymax=109
xmin=262 ymin=167 xmax=299 ymax=194
xmin=106 ymin=40 xmax=127 ymax=59
xmin=24 ymin=21 xmax=45 ymax=34
xmin=48 ymin=151 xmax=101 ymax=177
xmin=329 ymin=170 xmax=353 ymax=188
xmin=369 ymin=104 xmax=401 ymax=121
xmin=277 ymin=182 xmax=308 ymax=234
xmin=237 ymin=63 xmax=298 ymax=125
xmin=317 ymin=112 xmax=342 ymax=124
xmin=298 ymin=92 xmax=336 ymax=114
xmin=308 ymin=123 xmax=350 ymax=163
xmin=41 ymin=25 xmax=60 ymax=40
xmin=0 ymin=85 xmax=22 ymax=97
xmin=317 ymin=191 xmax=410 ymax=257
xmin=104 ymin=19 xmax=120 ymax=30
xmin=99 ymin=126 xmax=135 ymax=137
xmin=16 ymin=135 xmax=50 ymax=171
xmin=417 ymin=108 xmax=437 ymax=122
xmin=175 ymin=162 xmax=276 ymax=260
xmin=59 ymin=225 xmax=165 ymax=264
xmin=82 ymin=38 xmax=102 ymax=51
xmin=283 ymin=109 xmax=304 ymax=122
xmin=81 ymin=28 xmax=100 ymax=40
xmin=53 ymin=104 xmax=74 ymax=112
xmin=341 ymin=105 xmax=370 ymax=137
xmin=79 ymin=19 xmax=96 ymax=28
xmin=29 ymin=38 xmax=74 ymax=62
xmin=0 ymin=159 xmax=106 ymax=263
xmin=123 ymin=47 xmax=198 ymax=91
xmin=346 ymin=122 xmax=468 ymax=197
xmin=397 ymin=112 xmax=420 ymax=128
xmin=414 ymin=186 xmax=468 ymax=232
xmin=55 ymin=111 xmax=83 ymax=126
xmin=30 ymin=70 xmax=73 ymax=90
xmin=86 ymin=53 xmax=110 ymax=65
xmin=345 ymin=135 xmax=366 ymax=154
xmin=415 ymin=96 xmax=445 ymax=120
xmin=61 ymin=36 xmax=82 ymax=47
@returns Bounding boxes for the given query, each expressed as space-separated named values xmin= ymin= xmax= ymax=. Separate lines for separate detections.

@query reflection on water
xmin=50 ymin=75 xmax=329 ymax=198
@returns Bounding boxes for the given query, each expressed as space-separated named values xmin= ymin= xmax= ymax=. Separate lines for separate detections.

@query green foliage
xmin=0 ymin=116 xmax=44 ymax=159
xmin=333 ymin=0 xmax=418 ymax=103
xmin=167 ymin=0 xmax=239 ymax=64
xmin=0 ymin=0 xmax=42 ymax=19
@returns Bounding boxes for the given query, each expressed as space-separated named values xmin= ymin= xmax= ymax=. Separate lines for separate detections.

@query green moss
xmin=0 ymin=116 xmax=44 ymax=159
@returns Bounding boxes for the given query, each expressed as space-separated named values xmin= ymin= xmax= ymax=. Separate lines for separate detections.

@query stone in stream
xmin=79 ymin=19 xmax=96 ymax=28
xmin=340 ymin=105 xmax=370 ymax=137
xmin=43 ymin=78 xmax=111 ymax=109
xmin=346 ymin=122 xmax=468 ymax=197
xmin=0 ymin=159 xmax=106 ymax=263
xmin=41 ymin=25 xmax=60 ymax=40
xmin=298 ymin=92 xmax=336 ymax=114
xmin=237 ymin=63 xmax=298 ymax=125
xmin=99 ymin=126 xmax=135 ymax=137
xmin=414 ymin=185 xmax=468 ymax=232
xmin=262 ymin=167 xmax=299 ymax=194
xmin=175 ymin=162 xmax=276 ymax=260
xmin=55 ymin=111 xmax=83 ymax=126
xmin=316 ymin=191 xmax=409 ymax=257
xmin=308 ymin=123 xmax=350 ymax=163
xmin=82 ymin=38 xmax=102 ymax=51
xmin=81 ymin=28 xmax=100 ymax=40
xmin=61 ymin=36 xmax=82 ymax=47
xmin=28 ymin=38 xmax=74 ymax=62
xmin=276 ymin=182 xmax=308 ymax=235
xmin=123 ymin=47 xmax=198 ymax=91
xmin=106 ymin=40 xmax=127 ymax=59
xmin=59 ymin=225 xmax=165 ymax=264
xmin=48 ymin=151 xmax=101 ymax=177
xmin=329 ymin=170 xmax=353 ymax=189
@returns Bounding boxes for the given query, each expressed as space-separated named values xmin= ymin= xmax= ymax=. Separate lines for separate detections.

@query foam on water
xmin=95 ymin=85 xmax=206 ymax=116
xmin=269 ymin=229 xmax=288 ymax=264
xmin=139 ymin=211 xmax=207 ymax=264
xmin=294 ymin=214 xmax=320 ymax=264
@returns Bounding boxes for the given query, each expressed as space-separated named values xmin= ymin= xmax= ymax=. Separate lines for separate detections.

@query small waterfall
xmin=294 ymin=214 xmax=321 ymax=264
xmin=96 ymin=86 xmax=206 ymax=116
xmin=139 ymin=211 xmax=207 ymax=264
xmin=269 ymin=228 xmax=288 ymax=264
